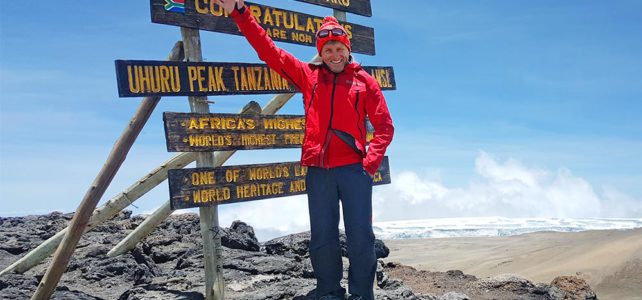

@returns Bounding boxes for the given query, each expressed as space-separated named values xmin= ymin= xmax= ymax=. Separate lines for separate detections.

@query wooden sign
xmin=150 ymin=0 xmax=376 ymax=55
xmin=115 ymin=60 xmax=395 ymax=97
xmin=294 ymin=0 xmax=372 ymax=17
xmin=163 ymin=112 xmax=375 ymax=151
xmin=168 ymin=157 xmax=391 ymax=209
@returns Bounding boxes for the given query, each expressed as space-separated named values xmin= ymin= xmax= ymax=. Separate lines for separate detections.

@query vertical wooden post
xmin=180 ymin=27 xmax=225 ymax=300
xmin=31 ymin=42 xmax=184 ymax=300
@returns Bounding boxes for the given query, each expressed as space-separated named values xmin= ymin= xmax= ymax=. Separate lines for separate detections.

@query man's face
xmin=320 ymin=41 xmax=350 ymax=73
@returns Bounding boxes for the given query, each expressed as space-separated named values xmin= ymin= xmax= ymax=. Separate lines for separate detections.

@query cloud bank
xmin=373 ymin=151 xmax=642 ymax=221
xmin=211 ymin=151 xmax=642 ymax=241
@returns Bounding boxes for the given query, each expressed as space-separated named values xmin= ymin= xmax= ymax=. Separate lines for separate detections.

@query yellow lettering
xmin=231 ymin=66 xmax=240 ymax=91
xmin=272 ymin=10 xmax=283 ymax=27
xmin=249 ymin=5 xmax=261 ymax=22
xmin=283 ymin=12 xmax=294 ymax=29
xmin=247 ymin=67 xmax=257 ymax=91
xmin=189 ymin=118 xmax=199 ymax=129
xmin=207 ymin=66 xmax=217 ymax=91
xmin=306 ymin=18 xmax=316 ymax=33
xmin=214 ymin=66 xmax=226 ymax=91
xmin=373 ymin=172 xmax=383 ymax=183
xmin=261 ymin=67 xmax=273 ymax=90
xmin=254 ymin=67 xmax=263 ymax=90
xmin=294 ymin=165 xmax=308 ymax=176
xmin=192 ymin=187 xmax=231 ymax=203
xmin=138 ymin=66 xmax=152 ymax=92
xmin=240 ymin=134 xmax=276 ymax=146
xmin=191 ymin=171 xmax=215 ymax=186
xmin=159 ymin=66 xmax=170 ymax=92
xmin=291 ymin=32 xmax=312 ymax=44
xmin=209 ymin=0 xmax=225 ymax=17
xmin=344 ymin=24 xmax=353 ymax=39
xmin=270 ymin=68 xmax=284 ymax=90
xmin=293 ymin=14 xmax=305 ymax=31
xmin=127 ymin=65 xmax=140 ymax=93
xmin=313 ymin=18 xmax=324 ymax=31
xmin=170 ymin=66 xmax=180 ymax=92
xmin=236 ymin=182 xmax=284 ymax=199
xmin=225 ymin=169 xmax=240 ymax=182
xmin=284 ymin=133 xmax=304 ymax=145
xmin=240 ymin=67 xmax=249 ymax=90
xmin=195 ymin=0 xmax=208 ymax=14
xmin=262 ymin=8 xmax=274 ymax=26
xmin=289 ymin=179 xmax=306 ymax=193
xmin=187 ymin=66 xmax=198 ymax=92
xmin=196 ymin=66 xmax=207 ymax=91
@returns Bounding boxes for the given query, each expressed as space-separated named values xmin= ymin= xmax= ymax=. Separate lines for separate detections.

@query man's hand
xmin=215 ymin=0 xmax=245 ymax=14
xmin=363 ymin=168 xmax=374 ymax=179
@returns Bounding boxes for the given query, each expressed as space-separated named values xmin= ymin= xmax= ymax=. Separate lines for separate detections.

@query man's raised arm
xmin=216 ymin=0 xmax=310 ymax=92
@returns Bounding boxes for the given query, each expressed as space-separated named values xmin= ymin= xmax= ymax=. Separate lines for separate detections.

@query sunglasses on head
xmin=317 ymin=28 xmax=346 ymax=38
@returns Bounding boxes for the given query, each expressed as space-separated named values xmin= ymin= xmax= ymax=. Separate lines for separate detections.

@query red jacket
xmin=231 ymin=8 xmax=394 ymax=175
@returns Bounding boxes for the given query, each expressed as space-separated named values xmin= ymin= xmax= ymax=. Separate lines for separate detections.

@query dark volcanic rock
xmin=0 ymin=274 xmax=38 ymax=299
xmin=118 ymin=284 xmax=204 ymax=300
xmin=263 ymin=230 xmax=390 ymax=259
xmin=264 ymin=231 xmax=311 ymax=257
xmin=221 ymin=220 xmax=260 ymax=252
xmin=0 ymin=213 xmax=598 ymax=300
xmin=374 ymin=238 xmax=390 ymax=258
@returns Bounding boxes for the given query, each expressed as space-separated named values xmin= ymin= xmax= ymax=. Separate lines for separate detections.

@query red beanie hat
xmin=315 ymin=16 xmax=351 ymax=54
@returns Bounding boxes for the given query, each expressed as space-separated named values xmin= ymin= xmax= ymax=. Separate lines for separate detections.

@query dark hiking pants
xmin=306 ymin=163 xmax=376 ymax=300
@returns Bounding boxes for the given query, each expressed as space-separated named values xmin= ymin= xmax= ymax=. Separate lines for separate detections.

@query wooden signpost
xmin=294 ymin=0 xmax=372 ymax=17
xmin=163 ymin=112 xmax=375 ymax=152
xmin=150 ymin=0 xmax=376 ymax=55
xmin=115 ymin=60 xmax=395 ymax=97
xmin=169 ymin=157 xmax=391 ymax=209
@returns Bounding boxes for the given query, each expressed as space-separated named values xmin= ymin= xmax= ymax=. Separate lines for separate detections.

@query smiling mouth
xmin=330 ymin=59 xmax=343 ymax=64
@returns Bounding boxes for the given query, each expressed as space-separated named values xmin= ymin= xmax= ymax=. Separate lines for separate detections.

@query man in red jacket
xmin=217 ymin=1 xmax=394 ymax=299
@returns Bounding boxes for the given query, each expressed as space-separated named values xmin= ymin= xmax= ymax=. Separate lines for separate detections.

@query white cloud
xmin=169 ymin=151 xmax=640 ymax=240
xmin=373 ymin=151 xmax=640 ymax=221
xmin=3 ymin=149 xmax=639 ymax=241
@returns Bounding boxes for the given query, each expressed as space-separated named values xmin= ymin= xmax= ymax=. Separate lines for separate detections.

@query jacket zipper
xmin=301 ymin=83 xmax=317 ymax=159
xmin=319 ymin=73 xmax=338 ymax=168
xmin=355 ymin=90 xmax=364 ymax=142
xmin=306 ymin=83 xmax=318 ymax=115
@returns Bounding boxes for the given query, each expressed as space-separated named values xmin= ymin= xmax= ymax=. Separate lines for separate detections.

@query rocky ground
xmin=0 ymin=212 xmax=597 ymax=299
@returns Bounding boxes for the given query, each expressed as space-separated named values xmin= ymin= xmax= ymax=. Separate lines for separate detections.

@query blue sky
xmin=1 ymin=1 xmax=641 ymax=238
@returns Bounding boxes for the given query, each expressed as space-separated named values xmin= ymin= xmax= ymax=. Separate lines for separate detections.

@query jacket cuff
xmin=362 ymin=158 xmax=378 ymax=176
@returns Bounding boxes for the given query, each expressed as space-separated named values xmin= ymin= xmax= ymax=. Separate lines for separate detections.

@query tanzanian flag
xmin=164 ymin=0 xmax=185 ymax=13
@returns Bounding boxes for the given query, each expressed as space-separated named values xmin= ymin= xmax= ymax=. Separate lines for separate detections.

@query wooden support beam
xmin=0 ymin=152 xmax=195 ymax=276
xmin=30 ymin=42 xmax=185 ymax=300
xmin=107 ymin=200 xmax=172 ymax=257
